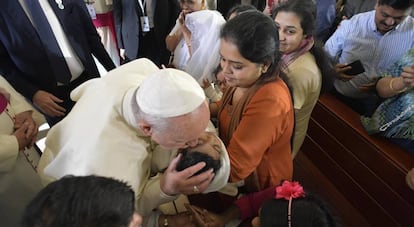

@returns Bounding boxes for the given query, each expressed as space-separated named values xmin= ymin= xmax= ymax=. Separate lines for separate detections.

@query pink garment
xmin=93 ymin=12 xmax=117 ymax=49
xmin=0 ymin=88 xmax=10 ymax=113
xmin=281 ymin=36 xmax=314 ymax=66
xmin=234 ymin=186 xmax=276 ymax=219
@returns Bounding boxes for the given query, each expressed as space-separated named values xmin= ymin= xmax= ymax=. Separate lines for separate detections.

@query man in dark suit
xmin=0 ymin=0 xmax=116 ymax=125
xmin=113 ymin=0 xmax=180 ymax=66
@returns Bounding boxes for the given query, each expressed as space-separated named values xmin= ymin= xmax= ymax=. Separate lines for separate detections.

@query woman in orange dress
xmin=216 ymin=11 xmax=294 ymax=191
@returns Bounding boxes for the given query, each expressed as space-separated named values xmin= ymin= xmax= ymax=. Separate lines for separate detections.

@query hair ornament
xmin=275 ymin=180 xmax=305 ymax=227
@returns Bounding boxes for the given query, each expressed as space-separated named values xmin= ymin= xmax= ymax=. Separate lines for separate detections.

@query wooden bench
xmin=294 ymin=93 xmax=414 ymax=226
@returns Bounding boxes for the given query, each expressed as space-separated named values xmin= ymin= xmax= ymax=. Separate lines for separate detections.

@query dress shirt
xmin=325 ymin=11 xmax=414 ymax=98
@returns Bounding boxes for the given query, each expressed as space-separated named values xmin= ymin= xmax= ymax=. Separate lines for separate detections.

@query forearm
xmin=377 ymin=77 xmax=409 ymax=98
xmin=166 ymin=33 xmax=181 ymax=52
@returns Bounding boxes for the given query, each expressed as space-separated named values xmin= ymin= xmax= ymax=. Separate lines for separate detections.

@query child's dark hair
xmin=21 ymin=175 xmax=135 ymax=227
xmin=260 ymin=193 xmax=339 ymax=227
xmin=176 ymin=149 xmax=221 ymax=176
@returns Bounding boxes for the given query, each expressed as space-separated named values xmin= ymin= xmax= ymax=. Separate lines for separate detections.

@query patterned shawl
xmin=361 ymin=48 xmax=414 ymax=140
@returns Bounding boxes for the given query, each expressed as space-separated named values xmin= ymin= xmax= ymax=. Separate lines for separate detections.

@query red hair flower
xmin=275 ymin=180 xmax=305 ymax=200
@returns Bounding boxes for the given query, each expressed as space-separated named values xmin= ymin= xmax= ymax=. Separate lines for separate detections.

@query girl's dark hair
xmin=176 ymin=149 xmax=221 ymax=176
xmin=21 ymin=176 xmax=135 ymax=227
xmin=226 ymin=4 xmax=258 ymax=20
xmin=220 ymin=11 xmax=284 ymax=84
xmin=260 ymin=194 xmax=339 ymax=227
xmin=272 ymin=0 xmax=336 ymax=93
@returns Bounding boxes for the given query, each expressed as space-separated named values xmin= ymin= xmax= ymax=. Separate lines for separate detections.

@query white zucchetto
xmin=136 ymin=68 xmax=205 ymax=118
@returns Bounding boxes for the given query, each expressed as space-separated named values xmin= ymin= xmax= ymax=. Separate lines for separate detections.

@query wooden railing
xmin=295 ymin=93 xmax=414 ymax=226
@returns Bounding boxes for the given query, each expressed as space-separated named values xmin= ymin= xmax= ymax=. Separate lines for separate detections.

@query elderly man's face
xmin=374 ymin=4 xmax=410 ymax=34
xmin=151 ymin=102 xmax=210 ymax=149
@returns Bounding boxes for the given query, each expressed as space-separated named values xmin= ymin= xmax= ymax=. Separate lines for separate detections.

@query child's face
xmin=216 ymin=71 xmax=227 ymax=93
xmin=186 ymin=132 xmax=222 ymax=160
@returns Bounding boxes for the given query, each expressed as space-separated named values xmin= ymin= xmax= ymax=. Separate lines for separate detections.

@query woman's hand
xmin=179 ymin=10 xmax=191 ymax=25
xmin=401 ymin=65 xmax=414 ymax=88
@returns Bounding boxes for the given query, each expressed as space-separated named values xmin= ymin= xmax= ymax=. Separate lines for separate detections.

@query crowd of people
xmin=0 ymin=0 xmax=413 ymax=226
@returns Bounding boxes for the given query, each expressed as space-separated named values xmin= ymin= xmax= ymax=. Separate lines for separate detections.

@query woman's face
xmin=274 ymin=11 xmax=305 ymax=54
xmin=180 ymin=0 xmax=204 ymax=12
xmin=219 ymin=39 xmax=265 ymax=88
xmin=186 ymin=132 xmax=222 ymax=160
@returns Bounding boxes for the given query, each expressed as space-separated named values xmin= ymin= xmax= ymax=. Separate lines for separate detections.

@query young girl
xmin=187 ymin=181 xmax=338 ymax=227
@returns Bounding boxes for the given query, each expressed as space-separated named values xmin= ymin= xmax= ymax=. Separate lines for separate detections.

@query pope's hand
xmin=160 ymin=153 xmax=215 ymax=195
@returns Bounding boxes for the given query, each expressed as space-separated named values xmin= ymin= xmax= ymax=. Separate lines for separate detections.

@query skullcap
xmin=136 ymin=68 xmax=205 ymax=118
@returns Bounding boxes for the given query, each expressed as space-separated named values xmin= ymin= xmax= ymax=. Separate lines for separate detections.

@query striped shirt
xmin=325 ymin=10 xmax=414 ymax=98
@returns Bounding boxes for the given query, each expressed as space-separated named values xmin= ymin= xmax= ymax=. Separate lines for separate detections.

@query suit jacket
xmin=0 ymin=0 xmax=116 ymax=100
xmin=113 ymin=0 xmax=180 ymax=65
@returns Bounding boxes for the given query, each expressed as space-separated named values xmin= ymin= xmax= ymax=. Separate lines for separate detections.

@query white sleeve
xmin=136 ymin=173 xmax=178 ymax=216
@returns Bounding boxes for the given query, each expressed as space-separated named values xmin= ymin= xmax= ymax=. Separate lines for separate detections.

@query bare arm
xmin=166 ymin=10 xmax=192 ymax=52
xmin=377 ymin=65 xmax=414 ymax=98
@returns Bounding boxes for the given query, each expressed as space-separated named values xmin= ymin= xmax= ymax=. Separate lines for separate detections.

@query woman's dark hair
xmin=176 ymin=149 xmax=221 ymax=176
xmin=260 ymin=194 xmax=339 ymax=227
xmin=272 ymin=0 xmax=317 ymax=38
xmin=220 ymin=11 xmax=283 ymax=84
xmin=272 ymin=0 xmax=336 ymax=93
xmin=226 ymin=4 xmax=258 ymax=20
xmin=21 ymin=176 xmax=135 ymax=227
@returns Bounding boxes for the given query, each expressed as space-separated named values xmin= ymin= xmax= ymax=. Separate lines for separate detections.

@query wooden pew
xmin=294 ymin=93 xmax=414 ymax=226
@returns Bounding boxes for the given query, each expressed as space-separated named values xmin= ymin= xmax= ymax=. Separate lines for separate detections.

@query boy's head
xmin=176 ymin=132 xmax=222 ymax=176
xmin=21 ymin=176 xmax=142 ymax=227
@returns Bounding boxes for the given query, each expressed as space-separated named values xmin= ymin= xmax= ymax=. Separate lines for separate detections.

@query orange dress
xmin=219 ymin=78 xmax=294 ymax=189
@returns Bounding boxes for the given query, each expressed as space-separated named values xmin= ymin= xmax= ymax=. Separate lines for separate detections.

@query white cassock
xmin=38 ymin=58 xmax=230 ymax=227
xmin=0 ymin=76 xmax=45 ymax=227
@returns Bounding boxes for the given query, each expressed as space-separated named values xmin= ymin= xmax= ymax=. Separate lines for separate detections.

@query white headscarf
xmin=173 ymin=10 xmax=225 ymax=84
